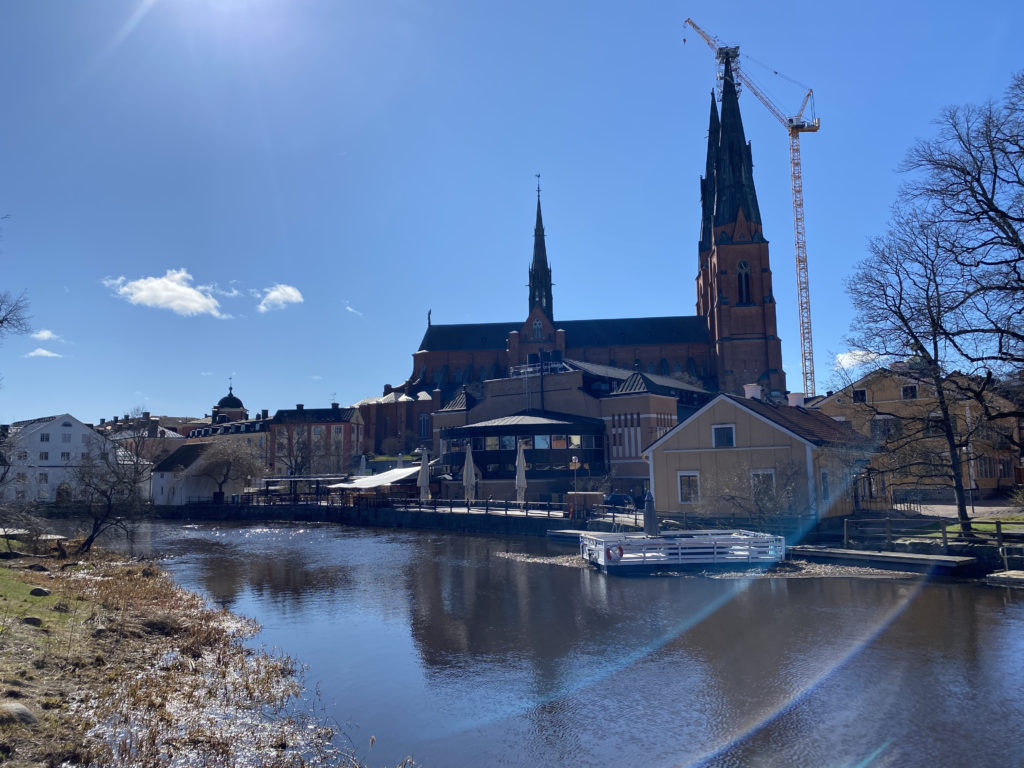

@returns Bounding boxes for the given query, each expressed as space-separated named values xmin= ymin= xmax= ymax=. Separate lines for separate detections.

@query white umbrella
xmin=397 ymin=453 xmax=404 ymax=469
xmin=418 ymin=450 xmax=431 ymax=502
xmin=462 ymin=441 xmax=477 ymax=503
xmin=358 ymin=455 xmax=367 ymax=476
xmin=515 ymin=441 xmax=527 ymax=504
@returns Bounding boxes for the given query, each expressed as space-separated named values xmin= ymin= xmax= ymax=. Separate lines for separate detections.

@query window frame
xmin=712 ymin=423 xmax=735 ymax=448
xmin=677 ymin=471 xmax=700 ymax=504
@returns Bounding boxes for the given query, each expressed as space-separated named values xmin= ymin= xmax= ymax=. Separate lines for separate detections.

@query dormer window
xmin=533 ymin=318 xmax=543 ymax=340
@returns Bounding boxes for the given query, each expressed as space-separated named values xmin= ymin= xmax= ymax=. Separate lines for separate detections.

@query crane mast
xmin=684 ymin=18 xmax=819 ymax=397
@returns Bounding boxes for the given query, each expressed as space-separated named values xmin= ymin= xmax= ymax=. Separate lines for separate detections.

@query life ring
xmin=605 ymin=545 xmax=624 ymax=562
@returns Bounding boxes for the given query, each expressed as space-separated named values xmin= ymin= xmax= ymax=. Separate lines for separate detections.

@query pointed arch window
xmin=737 ymin=261 xmax=751 ymax=304
xmin=533 ymin=318 xmax=543 ymax=340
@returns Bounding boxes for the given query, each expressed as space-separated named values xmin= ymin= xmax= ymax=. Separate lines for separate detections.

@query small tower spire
xmin=528 ymin=175 xmax=554 ymax=320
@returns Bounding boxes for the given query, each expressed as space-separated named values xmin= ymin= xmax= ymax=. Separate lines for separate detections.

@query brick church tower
xmin=696 ymin=53 xmax=786 ymax=396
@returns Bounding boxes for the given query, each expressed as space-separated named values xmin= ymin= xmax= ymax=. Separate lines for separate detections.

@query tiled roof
xmin=153 ymin=442 xmax=211 ymax=473
xmin=439 ymin=389 xmax=475 ymax=412
xmin=418 ymin=315 xmax=709 ymax=352
xmin=565 ymin=359 xmax=708 ymax=394
xmin=724 ymin=395 xmax=871 ymax=447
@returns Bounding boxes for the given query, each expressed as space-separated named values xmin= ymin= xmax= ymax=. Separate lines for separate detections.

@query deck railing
xmin=843 ymin=517 xmax=1023 ymax=551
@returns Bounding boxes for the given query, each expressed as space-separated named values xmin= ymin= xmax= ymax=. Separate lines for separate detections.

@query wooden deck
xmin=984 ymin=570 xmax=1024 ymax=588
xmin=788 ymin=545 xmax=976 ymax=572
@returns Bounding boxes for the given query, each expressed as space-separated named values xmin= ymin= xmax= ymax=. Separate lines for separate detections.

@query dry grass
xmin=0 ymin=547 xmax=412 ymax=767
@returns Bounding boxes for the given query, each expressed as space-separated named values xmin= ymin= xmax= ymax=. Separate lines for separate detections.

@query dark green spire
xmin=699 ymin=90 xmax=720 ymax=252
xmin=529 ymin=182 xmax=553 ymax=319
xmin=711 ymin=53 xmax=761 ymax=228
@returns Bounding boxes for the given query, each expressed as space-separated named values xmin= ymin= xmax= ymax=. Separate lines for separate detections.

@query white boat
xmin=579 ymin=529 xmax=786 ymax=575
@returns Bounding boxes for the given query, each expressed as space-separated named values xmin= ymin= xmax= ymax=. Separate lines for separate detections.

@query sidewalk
xmin=915 ymin=500 xmax=1021 ymax=520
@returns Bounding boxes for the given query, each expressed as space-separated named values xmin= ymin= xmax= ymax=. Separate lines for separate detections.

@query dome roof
xmin=217 ymin=386 xmax=244 ymax=410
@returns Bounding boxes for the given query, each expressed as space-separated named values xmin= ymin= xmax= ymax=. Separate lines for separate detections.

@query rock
xmin=22 ymin=617 xmax=43 ymax=627
xmin=0 ymin=702 xmax=38 ymax=725
xmin=25 ymin=563 xmax=49 ymax=572
xmin=29 ymin=587 xmax=51 ymax=597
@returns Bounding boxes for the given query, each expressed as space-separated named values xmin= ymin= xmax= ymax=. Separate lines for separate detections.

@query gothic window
xmin=419 ymin=413 xmax=430 ymax=439
xmin=533 ymin=318 xmax=543 ymax=340
xmin=737 ymin=261 xmax=751 ymax=304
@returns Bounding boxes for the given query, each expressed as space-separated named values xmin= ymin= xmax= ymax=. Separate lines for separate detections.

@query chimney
xmin=296 ymin=404 xmax=304 ymax=411
xmin=100 ymin=418 xmax=106 ymax=425
xmin=112 ymin=416 xmax=119 ymax=424
xmin=143 ymin=411 xmax=150 ymax=420
xmin=262 ymin=409 xmax=269 ymax=420
xmin=742 ymin=384 xmax=763 ymax=401
xmin=787 ymin=392 xmax=805 ymax=408
xmin=331 ymin=402 xmax=339 ymax=410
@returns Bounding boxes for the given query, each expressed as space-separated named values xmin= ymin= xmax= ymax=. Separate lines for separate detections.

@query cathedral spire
xmin=529 ymin=176 xmax=553 ymax=319
xmin=713 ymin=53 xmax=761 ymax=228
xmin=699 ymin=90 xmax=720 ymax=252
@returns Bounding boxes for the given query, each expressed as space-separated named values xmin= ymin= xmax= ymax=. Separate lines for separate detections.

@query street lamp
xmin=570 ymin=455 xmax=580 ymax=493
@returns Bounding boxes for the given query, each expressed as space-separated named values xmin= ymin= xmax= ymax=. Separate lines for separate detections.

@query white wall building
xmin=1 ymin=414 xmax=112 ymax=503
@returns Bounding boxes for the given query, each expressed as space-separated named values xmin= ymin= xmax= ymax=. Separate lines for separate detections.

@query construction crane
xmin=684 ymin=18 xmax=820 ymax=397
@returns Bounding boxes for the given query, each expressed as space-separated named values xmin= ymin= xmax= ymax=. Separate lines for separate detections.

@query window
xmin=335 ymin=426 xmax=344 ymax=434
xmin=998 ymin=457 xmax=1013 ymax=479
xmin=737 ymin=260 xmax=751 ymax=304
xmin=852 ymin=389 xmax=866 ymax=403
xmin=313 ymin=426 xmax=322 ymax=436
xmin=16 ymin=450 xmax=27 ymax=460
xmin=712 ymin=424 xmax=735 ymax=448
xmin=38 ymin=472 xmax=49 ymax=485
xmin=976 ymin=455 xmax=995 ymax=478
xmin=569 ymin=435 xmax=582 ymax=450
xmin=61 ymin=433 xmax=72 ymax=443
xmin=534 ymin=434 xmax=550 ymax=449
xmin=60 ymin=452 xmax=71 ymax=462
xmin=678 ymin=472 xmax=700 ymax=504
xmin=870 ymin=417 xmax=901 ymax=441
xmin=419 ymin=413 xmax=430 ymax=439
xmin=38 ymin=452 xmax=48 ymax=461
xmin=500 ymin=435 xmax=515 ymax=451
xmin=40 ymin=433 xmax=50 ymax=442
xmin=472 ymin=437 xmax=485 ymax=451
xmin=925 ymin=416 xmax=944 ymax=437
xmin=532 ymin=318 xmax=543 ymax=340
xmin=750 ymin=470 xmax=775 ymax=496
xmin=551 ymin=435 xmax=567 ymax=450
xmin=485 ymin=436 xmax=499 ymax=451
xmin=519 ymin=436 xmax=534 ymax=450
xmin=902 ymin=385 xmax=918 ymax=400
xmin=821 ymin=470 xmax=830 ymax=502
xmin=15 ymin=472 xmax=27 ymax=483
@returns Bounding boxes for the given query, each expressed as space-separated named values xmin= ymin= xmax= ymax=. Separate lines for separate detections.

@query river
xmin=108 ymin=521 xmax=1024 ymax=767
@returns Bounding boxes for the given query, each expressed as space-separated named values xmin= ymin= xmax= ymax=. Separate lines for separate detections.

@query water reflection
xmin=97 ymin=522 xmax=1024 ymax=768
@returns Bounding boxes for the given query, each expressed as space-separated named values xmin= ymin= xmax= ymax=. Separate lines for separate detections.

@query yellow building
xmin=814 ymin=367 xmax=1022 ymax=503
xmin=645 ymin=390 xmax=872 ymax=520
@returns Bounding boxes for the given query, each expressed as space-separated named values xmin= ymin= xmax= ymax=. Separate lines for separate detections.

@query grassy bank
xmin=0 ymin=545 xmax=402 ymax=767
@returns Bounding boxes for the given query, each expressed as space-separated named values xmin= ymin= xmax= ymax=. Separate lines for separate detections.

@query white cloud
xmin=103 ymin=269 xmax=226 ymax=318
xmin=257 ymin=284 xmax=303 ymax=313
xmin=310 ymin=375 xmax=323 ymax=381
xmin=345 ymin=302 xmax=364 ymax=317
xmin=31 ymin=329 xmax=59 ymax=341
xmin=835 ymin=350 xmax=879 ymax=371
xmin=200 ymin=371 xmax=213 ymax=376
xmin=25 ymin=348 xmax=61 ymax=358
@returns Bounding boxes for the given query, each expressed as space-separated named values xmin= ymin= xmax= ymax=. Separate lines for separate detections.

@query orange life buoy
xmin=605 ymin=545 xmax=624 ymax=562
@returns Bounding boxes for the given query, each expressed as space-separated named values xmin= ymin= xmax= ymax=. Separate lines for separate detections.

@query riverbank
xmin=0 ymin=547 xmax=398 ymax=767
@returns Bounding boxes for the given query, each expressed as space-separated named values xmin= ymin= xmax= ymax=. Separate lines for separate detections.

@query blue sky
xmin=2 ymin=0 xmax=1022 ymax=425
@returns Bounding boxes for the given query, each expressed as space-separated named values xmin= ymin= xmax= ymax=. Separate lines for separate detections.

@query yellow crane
xmin=684 ymin=18 xmax=820 ymax=397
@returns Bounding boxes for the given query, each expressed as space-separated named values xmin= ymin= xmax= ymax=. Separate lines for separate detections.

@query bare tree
xmin=0 ymin=290 xmax=30 ymax=387
xmin=846 ymin=208 xmax=981 ymax=527
xmin=695 ymin=459 xmax=809 ymax=524
xmin=901 ymin=71 xmax=1024 ymax=425
xmin=194 ymin=440 xmax=265 ymax=503
xmin=72 ymin=431 xmax=151 ymax=553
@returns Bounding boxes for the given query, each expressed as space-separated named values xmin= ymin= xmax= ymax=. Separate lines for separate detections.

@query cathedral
xmin=358 ymin=53 xmax=787 ymax=463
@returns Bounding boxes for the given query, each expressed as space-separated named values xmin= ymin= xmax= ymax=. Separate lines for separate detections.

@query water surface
xmin=110 ymin=522 xmax=1024 ymax=767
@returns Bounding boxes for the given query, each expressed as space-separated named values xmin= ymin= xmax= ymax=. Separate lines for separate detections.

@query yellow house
xmin=814 ymin=367 xmax=1022 ymax=503
xmin=645 ymin=390 xmax=873 ymax=520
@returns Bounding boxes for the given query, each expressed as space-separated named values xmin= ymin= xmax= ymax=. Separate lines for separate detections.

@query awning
xmin=327 ymin=466 xmax=421 ymax=489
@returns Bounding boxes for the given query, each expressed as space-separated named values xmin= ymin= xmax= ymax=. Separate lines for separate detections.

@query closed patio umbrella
xmin=418 ymin=450 xmax=431 ymax=502
xmin=515 ymin=441 xmax=527 ymax=504
xmin=462 ymin=441 xmax=477 ymax=504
